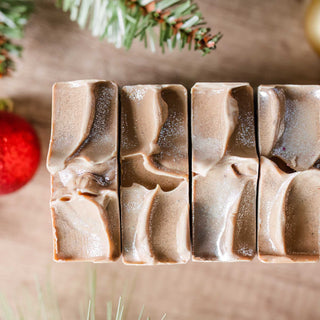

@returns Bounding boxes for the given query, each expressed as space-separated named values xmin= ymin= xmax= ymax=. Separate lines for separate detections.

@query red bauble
xmin=0 ymin=111 xmax=41 ymax=195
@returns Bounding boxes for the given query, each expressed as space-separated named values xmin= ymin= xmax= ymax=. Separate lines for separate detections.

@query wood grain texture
xmin=0 ymin=0 xmax=320 ymax=319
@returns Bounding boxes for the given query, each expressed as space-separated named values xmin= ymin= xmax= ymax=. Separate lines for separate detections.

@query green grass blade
xmin=138 ymin=305 xmax=144 ymax=320
xmin=86 ymin=300 xmax=92 ymax=320
xmin=107 ymin=301 xmax=112 ymax=320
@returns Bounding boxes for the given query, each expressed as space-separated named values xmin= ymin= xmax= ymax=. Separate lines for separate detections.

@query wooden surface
xmin=1 ymin=0 xmax=320 ymax=319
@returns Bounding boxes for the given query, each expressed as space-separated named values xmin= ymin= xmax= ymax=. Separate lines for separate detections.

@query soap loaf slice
xmin=192 ymin=83 xmax=258 ymax=262
xmin=258 ymin=85 xmax=320 ymax=263
xmin=120 ymin=85 xmax=190 ymax=265
xmin=47 ymin=80 xmax=121 ymax=262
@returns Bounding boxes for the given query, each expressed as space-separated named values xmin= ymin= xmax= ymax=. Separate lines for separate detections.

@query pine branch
xmin=0 ymin=270 xmax=166 ymax=320
xmin=58 ymin=0 xmax=222 ymax=55
xmin=0 ymin=0 xmax=34 ymax=77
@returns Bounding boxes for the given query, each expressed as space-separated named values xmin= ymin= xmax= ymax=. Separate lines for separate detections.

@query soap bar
xmin=47 ymin=80 xmax=121 ymax=262
xmin=120 ymin=85 xmax=190 ymax=264
xmin=192 ymin=83 xmax=258 ymax=262
xmin=258 ymin=85 xmax=320 ymax=263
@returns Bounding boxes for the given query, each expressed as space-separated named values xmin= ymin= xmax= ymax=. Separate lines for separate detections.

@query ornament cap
xmin=0 ymin=99 xmax=14 ymax=112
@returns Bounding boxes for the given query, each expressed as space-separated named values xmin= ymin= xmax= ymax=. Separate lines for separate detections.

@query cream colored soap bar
xmin=258 ymin=85 xmax=320 ymax=263
xmin=120 ymin=85 xmax=190 ymax=265
xmin=192 ymin=83 xmax=258 ymax=262
xmin=47 ymin=80 xmax=121 ymax=262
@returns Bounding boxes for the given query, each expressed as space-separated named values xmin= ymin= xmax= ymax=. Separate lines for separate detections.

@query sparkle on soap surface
xmin=237 ymin=111 xmax=255 ymax=148
xmin=124 ymin=86 xmax=147 ymax=102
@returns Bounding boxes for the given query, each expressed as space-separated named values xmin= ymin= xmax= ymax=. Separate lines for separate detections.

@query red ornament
xmin=0 ymin=111 xmax=41 ymax=195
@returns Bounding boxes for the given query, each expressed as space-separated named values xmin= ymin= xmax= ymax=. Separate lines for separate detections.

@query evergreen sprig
xmin=0 ymin=0 xmax=34 ymax=77
xmin=58 ymin=0 xmax=222 ymax=55
xmin=0 ymin=269 xmax=167 ymax=320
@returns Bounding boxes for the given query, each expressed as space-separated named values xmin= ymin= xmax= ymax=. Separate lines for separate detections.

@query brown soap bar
xmin=192 ymin=83 xmax=258 ymax=262
xmin=47 ymin=80 xmax=121 ymax=262
xmin=258 ymin=85 xmax=320 ymax=263
xmin=120 ymin=85 xmax=190 ymax=265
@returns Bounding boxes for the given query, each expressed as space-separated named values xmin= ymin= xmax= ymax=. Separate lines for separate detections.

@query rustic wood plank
xmin=0 ymin=0 xmax=320 ymax=319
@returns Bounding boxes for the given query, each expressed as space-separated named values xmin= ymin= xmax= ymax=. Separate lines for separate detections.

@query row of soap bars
xmin=47 ymin=81 xmax=320 ymax=264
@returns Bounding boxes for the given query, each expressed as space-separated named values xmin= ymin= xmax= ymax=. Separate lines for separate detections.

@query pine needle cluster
xmin=0 ymin=0 xmax=34 ymax=77
xmin=58 ymin=0 xmax=222 ymax=55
